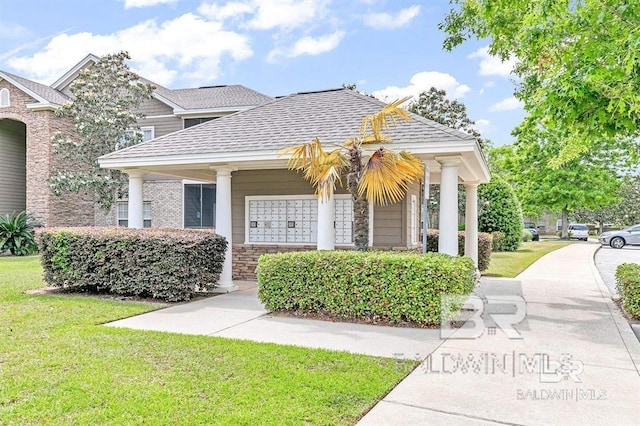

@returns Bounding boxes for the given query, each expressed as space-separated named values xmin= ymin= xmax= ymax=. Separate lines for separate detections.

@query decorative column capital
xmin=124 ymin=169 xmax=144 ymax=178
xmin=464 ymin=180 xmax=480 ymax=190
xmin=211 ymin=165 xmax=238 ymax=177
xmin=435 ymin=156 xmax=462 ymax=167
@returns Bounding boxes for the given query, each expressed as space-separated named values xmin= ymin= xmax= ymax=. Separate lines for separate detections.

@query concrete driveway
xmin=594 ymin=244 xmax=640 ymax=297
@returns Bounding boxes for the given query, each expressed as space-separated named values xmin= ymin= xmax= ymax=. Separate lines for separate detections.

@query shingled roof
xmin=0 ymin=70 xmax=70 ymax=105
xmin=101 ymin=88 xmax=476 ymax=160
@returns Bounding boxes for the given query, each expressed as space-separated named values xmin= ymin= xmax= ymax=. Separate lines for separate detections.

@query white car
xmin=568 ymin=224 xmax=589 ymax=241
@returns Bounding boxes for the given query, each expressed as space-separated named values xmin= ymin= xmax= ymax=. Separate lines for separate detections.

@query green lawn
xmin=0 ymin=256 xmax=415 ymax=425
xmin=484 ymin=240 xmax=572 ymax=278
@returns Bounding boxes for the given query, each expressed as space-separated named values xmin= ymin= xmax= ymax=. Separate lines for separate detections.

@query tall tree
xmin=440 ymin=0 xmax=640 ymax=164
xmin=49 ymin=51 xmax=155 ymax=210
xmin=574 ymin=176 xmax=640 ymax=232
xmin=492 ymin=137 xmax=621 ymax=239
xmin=282 ymin=99 xmax=424 ymax=250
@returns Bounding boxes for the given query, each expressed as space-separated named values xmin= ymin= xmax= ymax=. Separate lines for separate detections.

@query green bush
xmin=478 ymin=177 xmax=523 ymax=252
xmin=491 ymin=231 xmax=506 ymax=251
xmin=424 ymin=229 xmax=492 ymax=271
xmin=522 ymin=230 xmax=533 ymax=242
xmin=36 ymin=227 xmax=227 ymax=301
xmin=615 ymin=263 xmax=640 ymax=319
xmin=0 ymin=211 xmax=39 ymax=256
xmin=257 ymin=250 xmax=477 ymax=326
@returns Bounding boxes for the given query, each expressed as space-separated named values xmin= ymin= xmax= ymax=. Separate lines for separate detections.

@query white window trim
xmin=410 ymin=194 xmax=418 ymax=245
xmin=116 ymin=201 xmax=151 ymax=226
xmin=140 ymin=126 xmax=155 ymax=141
xmin=245 ymin=194 xmax=371 ymax=247
xmin=0 ymin=88 xmax=9 ymax=107
xmin=182 ymin=180 xmax=216 ymax=229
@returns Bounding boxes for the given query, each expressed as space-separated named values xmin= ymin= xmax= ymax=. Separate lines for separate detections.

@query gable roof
xmin=100 ymin=88 xmax=477 ymax=161
xmin=160 ymin=85 xmax=274 ymax=110
xmin=0 ymin=70 xmax=70 ymax=106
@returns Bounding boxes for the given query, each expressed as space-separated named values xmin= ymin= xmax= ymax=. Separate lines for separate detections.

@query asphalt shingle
xmin=0 ymin=70 xmax=70 ymax=105
xmin=102 ymin=88 xmax=476 ymax=160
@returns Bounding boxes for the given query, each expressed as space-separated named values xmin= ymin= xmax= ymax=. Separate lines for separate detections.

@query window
xmin=184 ymin=117 xmax=217 ymax=129
xmin=0 ymin=88 xmax=9 ymax=107
xmin=118 ymin=127 xmax=154 ymax=149
xmin=245 ymin=195 xmax=353 ymax=244
xmin=410 ymin=195 xmax=418 ymax=245
xmin=117 ymin=202 xmax=151 ymax=227
xmin=184 ymin=184 xmax=216 ymax=228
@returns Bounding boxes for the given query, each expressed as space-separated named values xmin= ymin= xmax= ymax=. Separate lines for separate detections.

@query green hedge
xmin=257 ymin=251 xmax=477 ymax=326
xmin=615 ymin=263 xmax=640 ymax=319
xmin=478 ymin=177 xmax=523 ymax=252
xmin=36 ymin=227 xmax=227 ymax=301
xmin=424 ymin=229 xmax=492 ymax=272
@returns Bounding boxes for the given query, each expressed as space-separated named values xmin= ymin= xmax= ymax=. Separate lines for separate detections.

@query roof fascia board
xmin=50 ymin=54 xmax=99 ymax=90
xmin=0 ymin=72 xmax=52 ymax=105
xmin=174 ymin=105 xmax=254 ymax=117
xmin=98 ymin=140 xmax=478 ymax=169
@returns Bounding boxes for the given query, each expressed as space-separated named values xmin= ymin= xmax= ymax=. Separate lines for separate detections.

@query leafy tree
xmin=408 ymin=87 xmax=489 ymax=149
xmin=491 ymin=137 xmax=621 ymax=239
xmin=478 ymin=177 xmax=523 ymax=252
xmin=440 ymin=0 xmax=640 ymax=163
xmin=283 ymin=99 xmax=424 ymax=250
xmin=50 ymin=51 xmax=154 ymax=210
xmin=574 ymin=176 xmax=640 ymax=231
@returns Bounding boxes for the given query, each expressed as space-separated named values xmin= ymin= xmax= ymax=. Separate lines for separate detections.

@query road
xmin=594 ymin=243 xmax=640 ymax=297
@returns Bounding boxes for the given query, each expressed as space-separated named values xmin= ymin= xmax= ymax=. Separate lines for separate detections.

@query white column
xmin=465 ymin=182 xmax=479 ymax=267
xmin=317 ymin=190 xmax=335 ymax=250
xmin=422 ymin=162 xmax=430 ymax=254
xmin=127 ymin=170 xmax=144 ymax=229
xmin=437 ymin=156 xmax=461 ymax=256
xmin=214 ymin=167 xmax=238 ymax=293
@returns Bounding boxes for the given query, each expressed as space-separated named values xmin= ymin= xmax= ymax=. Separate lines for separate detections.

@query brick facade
xmin=0 ymin=80 xmax=94 ymax=226
xmin=95 ymin=179 xmax=184 ymax=227
xmin=232 ymin=243 xmax=317 ymax=280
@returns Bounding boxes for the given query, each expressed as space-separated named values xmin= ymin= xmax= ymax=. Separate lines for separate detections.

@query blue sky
xmin=0 ymin=0 xmax=525 ymax=145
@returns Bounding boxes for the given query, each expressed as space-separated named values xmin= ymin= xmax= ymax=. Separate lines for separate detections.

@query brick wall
xmin=0 ymin=80 xmax=94 ymax=227
xmin=95 ymin=179 xmax=183 ymax=227
xmin=232 ymin=244 xmax=316 ymax=280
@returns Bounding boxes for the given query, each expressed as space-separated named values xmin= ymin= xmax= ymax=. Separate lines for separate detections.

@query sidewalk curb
xmin=590 ymin=245 xmax=640 ymax=374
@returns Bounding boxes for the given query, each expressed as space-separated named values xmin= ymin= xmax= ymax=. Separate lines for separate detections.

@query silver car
xmin=598 ymin=224 xmax=640 ymax=249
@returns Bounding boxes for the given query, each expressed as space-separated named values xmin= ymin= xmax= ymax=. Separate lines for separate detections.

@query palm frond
xmin=360 ymin=97 xmax=412 ymax=144
xmin=358 ymin=148 xmax=424 ymax=205
xmin=280 ymin=138 xmax=346 ymax=200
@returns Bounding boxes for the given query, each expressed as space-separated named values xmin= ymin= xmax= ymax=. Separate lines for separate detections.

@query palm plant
xmin=0 ymin=211 xmax=40 ymax=256
xmin=282 ymin=98 xmax=424 ymax=250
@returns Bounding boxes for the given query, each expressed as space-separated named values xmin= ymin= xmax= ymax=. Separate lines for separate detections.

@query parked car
xmin=598 ymin=224 xmax=640 ymax=249
xmin=524 ymin=227 xmax=540 ymax=241
xmin=568 ymin=224 xmax=589 ymax=241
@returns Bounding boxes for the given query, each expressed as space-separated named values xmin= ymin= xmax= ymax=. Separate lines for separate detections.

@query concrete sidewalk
xmin=359 ymin=242 xmax=640 ymax=425
xmin=106 ymin=282 xmax=444 ymax=360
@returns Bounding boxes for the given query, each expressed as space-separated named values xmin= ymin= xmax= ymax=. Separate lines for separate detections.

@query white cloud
xmin=490 ymin=96 xmax=523 ymax=112
xmin=364 ymin=5 xmax=420 ymax=29
xmin=198 ymin=0 xmax=328 ymax=31
xmin=197 ymin=1 xmax=253 ymax=20
xmin=0 ymin=22 xmax=29 ymax=39
xmin=372 ymin=71 xmax=471 ymax=102
xmin=123 ymin=0 xmax=179 ymax=9
xmin=6 ymin=13 xmax=252 ymax=86
xmin=468 ymin=46 xmax=516 ymax=77
xmin=475 ymin=119 xmax=492 ymax=134
xmin=268 ymin=31 xmax=344 ymax=62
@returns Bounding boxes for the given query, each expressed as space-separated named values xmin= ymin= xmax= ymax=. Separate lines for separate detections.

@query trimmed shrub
xmin=491 ymin=231 xmax=506 ymax=251
xmin=257 ymin=250 xmax=477 ymax=326
xmin=615 ymin=263 xmax=640 ymax=319
xmin=478 ymin=177 xmax=523 ymax=252
xmin=424 ymin=229 xmax=492 ymax=272
xmin=522 ymin=230 xmax=533 ymax=242
xmin=0 ymin=211 xmax=39 ymax=256
xmin=36 ymin=227 xmax=227 ymax=301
